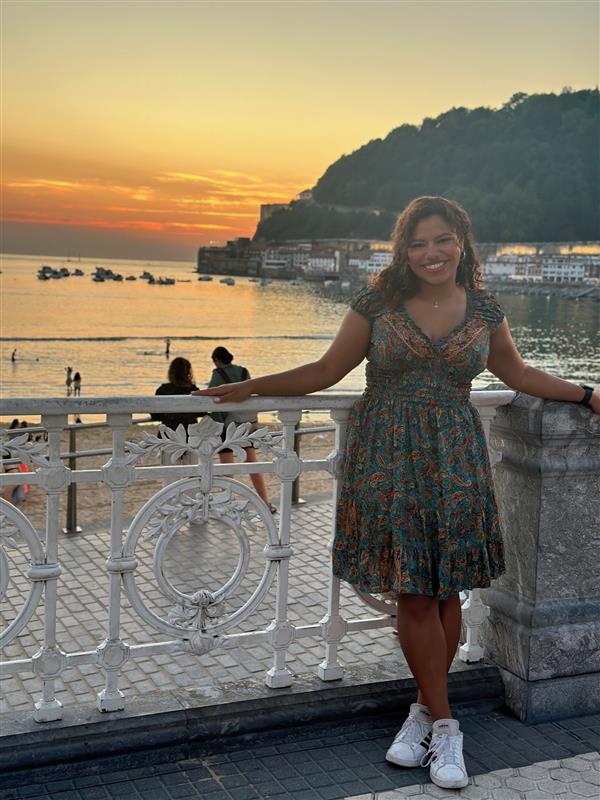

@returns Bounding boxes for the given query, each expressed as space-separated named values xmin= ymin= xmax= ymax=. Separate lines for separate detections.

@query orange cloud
xmin=0 ymin=161 xmax=314 ymax=255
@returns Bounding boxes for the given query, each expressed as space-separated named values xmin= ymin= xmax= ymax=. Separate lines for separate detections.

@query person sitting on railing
xmin=193 ymin=196 xmax=599 ymax=792
xmin=152 ymin=357 xmax=201 ymax=432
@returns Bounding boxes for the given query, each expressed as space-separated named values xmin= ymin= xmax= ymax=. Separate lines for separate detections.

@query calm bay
xmin=1 ymin=254 xmax=599 ymax=415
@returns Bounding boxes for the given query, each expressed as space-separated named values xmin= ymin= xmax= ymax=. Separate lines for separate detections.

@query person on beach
xmin=165 ymin=337 xmax=171 ymax=358
xmin=65 ymin=366 xmax=73 ymax=396
xmin=73 ymin=371 xmax=82 ymax=397
xmin=11 ymin=348 xmax=17 ymax=362
xmin=152 ymin=357 xmax=200 ymax=432
xmin=205 ymin=346 xmax=275 ymax=513
xmin=193 ymin=196 xmax=599 ymax=790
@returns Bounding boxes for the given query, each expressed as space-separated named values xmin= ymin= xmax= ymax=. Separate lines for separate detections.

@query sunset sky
xmin=1 ymin=0 xmax=598 ymax=261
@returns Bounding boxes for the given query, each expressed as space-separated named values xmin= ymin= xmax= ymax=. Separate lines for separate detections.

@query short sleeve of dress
xmin=474 ymin=290 xmax=505 ymax=332
xmin=350 ymin=285 xmax=381 ymax=323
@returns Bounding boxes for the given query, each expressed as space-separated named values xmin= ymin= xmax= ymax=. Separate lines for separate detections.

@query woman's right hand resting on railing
xmin=191 ymin=309 xmax=372 ymax=404
xmin=191 ymin=381 xmax=252 ymax=404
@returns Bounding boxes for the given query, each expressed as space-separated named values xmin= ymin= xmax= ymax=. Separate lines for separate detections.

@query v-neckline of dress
xmin=400 ymin=289 xmax=472 ymax=347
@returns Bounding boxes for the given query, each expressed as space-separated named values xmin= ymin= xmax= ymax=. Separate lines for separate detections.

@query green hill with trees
xmin=254 ymin=89 xmax=599 ymax=243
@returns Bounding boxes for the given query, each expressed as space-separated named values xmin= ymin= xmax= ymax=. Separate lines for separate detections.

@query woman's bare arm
xmin=487 ymin=320 xmax=600 ymax=413
xmin=192 ymin=309 xmax=371 ymax=403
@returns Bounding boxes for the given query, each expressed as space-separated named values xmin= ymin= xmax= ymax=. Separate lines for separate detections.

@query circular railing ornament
xmin=0 ymin=500 xmax=46 ymax=647
xmin=122 ymin=477 xmax=279 ymax=641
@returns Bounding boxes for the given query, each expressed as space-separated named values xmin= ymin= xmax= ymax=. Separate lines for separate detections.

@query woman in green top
xmin=209 ymin=346 xmax=275 ymax=513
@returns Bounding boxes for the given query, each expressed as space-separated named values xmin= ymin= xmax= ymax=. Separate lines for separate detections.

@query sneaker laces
xmin=420 ymin=732 xmax=463 ymax=768
xmin=393 ymin=714 xmax=429 ymax=744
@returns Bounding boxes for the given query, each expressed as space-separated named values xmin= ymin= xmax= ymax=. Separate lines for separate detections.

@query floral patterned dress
xmin=332 ymin=286 xmax=506 ymax=599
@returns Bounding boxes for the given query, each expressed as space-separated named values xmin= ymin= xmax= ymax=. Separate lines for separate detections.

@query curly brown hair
xmin=168 ymin=357 xmax=195 ymax=387
xmin=372 ymin=196 xmax=483 ymax=307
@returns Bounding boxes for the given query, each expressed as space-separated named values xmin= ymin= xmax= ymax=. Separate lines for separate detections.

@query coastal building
xmin=348 ymin=252 xmax=371 ymax=272
xmin=365 ymin=250 xmax=393 ymax=274
xmin=306 ymin=249 xmax=340 ymax=276
xmin=197 ymin=237 xmax=263 ymax=276
xmin=483 ymin=254 xmax=600 ymax=284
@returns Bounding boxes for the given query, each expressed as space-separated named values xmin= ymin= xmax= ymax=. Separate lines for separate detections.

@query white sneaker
xmin=385 ymin=703 xmax=433 ymax=767
xmin=421 ymin=718 xmax=469 ymax=789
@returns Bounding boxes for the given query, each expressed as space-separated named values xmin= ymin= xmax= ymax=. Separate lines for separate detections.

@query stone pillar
xmin=482 ymin=393 xmax=600 ymax=723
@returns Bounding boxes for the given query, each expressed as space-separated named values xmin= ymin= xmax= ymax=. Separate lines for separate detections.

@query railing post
xmin=265 ymin=408 xmax=302 ymax=688
xmin=291 ymin=421 xmax=304 ymax=505
xmin=33 ymin=413 xmax=69 ymax=722
xmin=63 ymin=424 xmax=81 ymax=535
xmin=97 ymin=412 xmax=132 ymax=712
xmin=318 ymin=407 xmax=350 ymax=681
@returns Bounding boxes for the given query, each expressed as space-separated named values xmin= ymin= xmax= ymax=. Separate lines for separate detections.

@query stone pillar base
xmin=483 ymin=395 xmax=600 ymax=724
xmin=499 ymin=668 xmax=600 ymax=724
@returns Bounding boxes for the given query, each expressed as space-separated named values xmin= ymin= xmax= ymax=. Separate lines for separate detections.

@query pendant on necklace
xmin=433 ymin=298 xmax=440 ymax=309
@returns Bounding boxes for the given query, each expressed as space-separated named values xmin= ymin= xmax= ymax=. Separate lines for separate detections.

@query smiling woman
xmin=192 ymin=193 xmax=599 ymax=791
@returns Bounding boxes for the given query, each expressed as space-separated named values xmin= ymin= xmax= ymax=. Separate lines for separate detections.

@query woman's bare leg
xmin=396 ymin=594 xmax=452 ymax=721
xmin=218 ymin=449 xmax=270 ymax=506
xmin=415 ymin=593 xmax=462 ymax=707
xmin=244 ymin=447 xmax=270 ymax=506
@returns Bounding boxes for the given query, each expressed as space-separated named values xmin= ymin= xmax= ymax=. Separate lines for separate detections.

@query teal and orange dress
xmin=332 ymin=286 xmax=506 ymax=599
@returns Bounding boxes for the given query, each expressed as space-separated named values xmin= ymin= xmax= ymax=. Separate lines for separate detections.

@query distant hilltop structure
xmin=259 ymin=190 xmax=314 ymax=223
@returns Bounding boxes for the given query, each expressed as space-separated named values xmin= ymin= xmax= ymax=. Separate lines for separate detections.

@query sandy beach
xmin=4 ymin=421 xmax=336 ymax=530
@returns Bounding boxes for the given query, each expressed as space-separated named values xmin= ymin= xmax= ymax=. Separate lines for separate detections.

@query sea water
xmin=1 ymin=253 xmax=599 ymax=414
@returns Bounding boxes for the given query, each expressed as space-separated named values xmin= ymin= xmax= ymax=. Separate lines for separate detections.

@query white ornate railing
xmin=0 ymin=391 xmax=514 ymax=722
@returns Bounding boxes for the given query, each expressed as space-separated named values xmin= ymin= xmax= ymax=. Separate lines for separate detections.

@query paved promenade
xmin=3 ymin=496 xmax=599 ymax=799
xmin=1 ymin=708 xmax=599 ymax=799
xmin=3 ymin=498 xmax=402 ymax=714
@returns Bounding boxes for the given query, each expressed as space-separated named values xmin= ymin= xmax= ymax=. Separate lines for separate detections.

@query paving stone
xmin=518 ymin=764 xmax=557 ymax=780
xmin=535 ymin=778 xmax=569 ymax=794
xmin=482 ymin=789 xmax=521 ymax=800
xmin=559 ymin=756 xmax=593 ymax=772
xmin=548 ymin=767 xmax=582 ymax=783
xmin=505 ymin=775 xmax=537 ymax=791
xmin=472 ymin=773 xmax=503 ymax=789
xmin=454 ymin=786 xmax=490 ymax=800
xmin=570 ymin=781 xmax=600 ymax=797
xmin=426 ymin=785 xmax=469 ymax=797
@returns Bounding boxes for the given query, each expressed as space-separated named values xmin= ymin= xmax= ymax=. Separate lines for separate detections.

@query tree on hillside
xmin=254 ymin=89 xmax=599 ymax=243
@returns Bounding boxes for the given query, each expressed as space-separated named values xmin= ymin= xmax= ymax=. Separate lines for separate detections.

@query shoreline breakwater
xmin=319 ymin=280 xmax=600 ymax=305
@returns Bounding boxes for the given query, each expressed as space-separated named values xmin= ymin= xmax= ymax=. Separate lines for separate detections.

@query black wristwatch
xmin=577 ymin=385 xmax=594 ymax=409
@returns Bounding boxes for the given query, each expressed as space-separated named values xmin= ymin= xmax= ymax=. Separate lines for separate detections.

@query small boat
xmin=157 ymin=277 xmax=175 ymax=285
xmin=140 ymin=271 xmax=154 ymax=280
xmin=92 ymin=274 xmax=105 ymax=282
xmin=73 ymin=268 xmax=84 ymax=276
xmin=198 ymin=274 xmax=213 ymax=281
xmin=125 ymin=275 xmax=137 ymax=281
xmin=219 ymin=277 xmax=235 ymax=286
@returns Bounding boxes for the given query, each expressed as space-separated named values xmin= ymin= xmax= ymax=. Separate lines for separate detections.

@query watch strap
xmin=578 ymin=385 xmax=594 ymax=408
